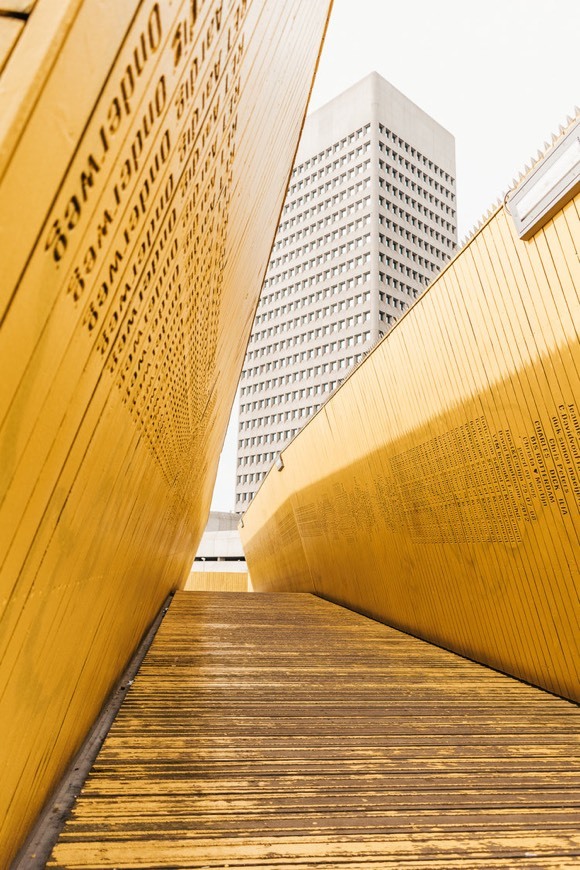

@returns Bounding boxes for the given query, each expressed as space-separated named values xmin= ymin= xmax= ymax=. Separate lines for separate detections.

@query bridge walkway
xmin=48 ymin=591 xmax=580 ymax=868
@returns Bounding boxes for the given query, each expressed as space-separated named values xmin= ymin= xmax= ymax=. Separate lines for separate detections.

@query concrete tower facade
xmin=236 ymin=73 xmax=457 ymax=510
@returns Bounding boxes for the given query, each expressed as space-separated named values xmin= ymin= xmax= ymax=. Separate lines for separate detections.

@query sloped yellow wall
xmin=242 ymin=192 xmax=580 ymax=703
xmin=184 ymin=571 xmax=249 ymax=591
xmin=0 ymin=0 xmax=331 ymax=862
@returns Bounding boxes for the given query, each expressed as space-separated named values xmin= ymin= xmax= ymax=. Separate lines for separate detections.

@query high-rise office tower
xmin=236 ymin=73 xmax=457 ymax=510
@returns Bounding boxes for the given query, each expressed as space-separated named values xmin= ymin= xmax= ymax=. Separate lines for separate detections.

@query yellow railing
xmin=0 ymin=1 xmax=331 ymax=862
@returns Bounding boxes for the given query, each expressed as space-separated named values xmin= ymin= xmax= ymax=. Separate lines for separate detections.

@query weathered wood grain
xmin=49 ymin=591 xmax=580 ymax=868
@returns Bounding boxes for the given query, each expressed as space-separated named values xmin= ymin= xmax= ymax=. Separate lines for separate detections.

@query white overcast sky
xmin=210 ymin=0 xmax=579 ymax=512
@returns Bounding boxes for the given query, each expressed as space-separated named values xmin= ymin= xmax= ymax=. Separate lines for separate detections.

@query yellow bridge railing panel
xmin=242 ymin=191 xmax=580 ymax=704
xmin=184 ymin=571 xmax=249 ymax=592
xmin=0 ymin=0 xmax=332 ymax=862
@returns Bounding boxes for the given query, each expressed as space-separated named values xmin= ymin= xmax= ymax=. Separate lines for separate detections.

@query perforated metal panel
xmin=0 ymin=0 xmax=331 ymax=862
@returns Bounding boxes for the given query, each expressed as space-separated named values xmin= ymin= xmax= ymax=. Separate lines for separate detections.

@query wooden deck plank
xmin=49 ymin=592 xmax=580 ymax=868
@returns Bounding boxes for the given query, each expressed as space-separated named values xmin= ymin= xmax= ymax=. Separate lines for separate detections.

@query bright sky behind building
xmin=211 ymin=0 xmax=579 ymax=512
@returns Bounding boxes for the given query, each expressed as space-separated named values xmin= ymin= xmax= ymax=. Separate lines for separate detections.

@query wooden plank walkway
xmin=49 ymin=591 xmax=580 ymax=868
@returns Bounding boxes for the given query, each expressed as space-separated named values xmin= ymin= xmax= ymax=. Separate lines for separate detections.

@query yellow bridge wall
xmin=184 ymin=571 xmax=249 ymax=592
xmin=242 ymin=194 xmax=580 ymax=703
xmin=0 ymin=0 xmax=331 ymax=862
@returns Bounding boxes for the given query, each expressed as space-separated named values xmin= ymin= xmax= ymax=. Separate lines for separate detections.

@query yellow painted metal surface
xmin=184 ymin=570 xmax=248 ymax=591
xmin=49 ymin=591 xmax=580 ymax=868
xmin=0 ymin=2 xmax=37 ymax=11
xmin=0 ymin=0 xmax=331 ymax=863
xmin=0 ymin=17 xmax=23 ymax=73
xmin=242 ymin=190 xmax=580 ymax=703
